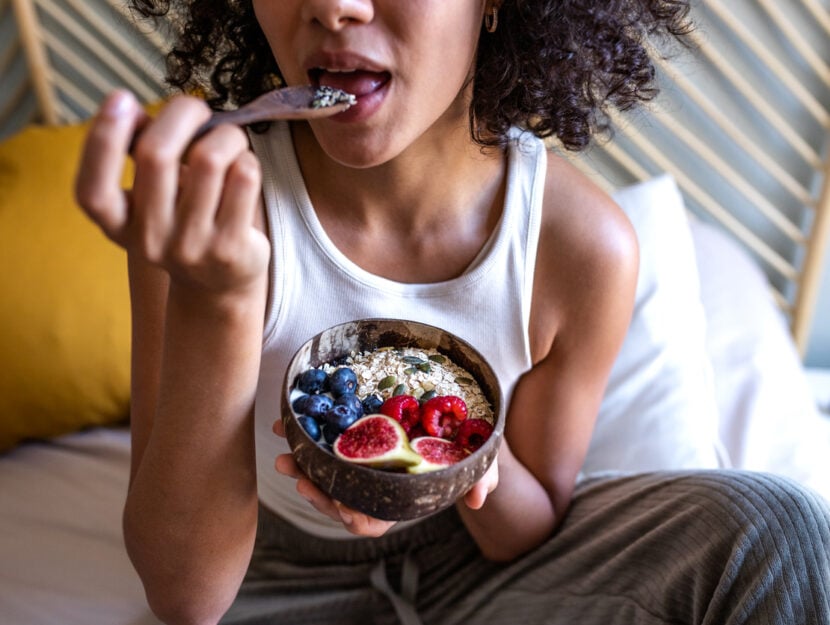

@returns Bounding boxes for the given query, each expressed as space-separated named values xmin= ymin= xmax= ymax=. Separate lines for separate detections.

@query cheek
xmin=250 ymin=3 xmax=297 ymax=79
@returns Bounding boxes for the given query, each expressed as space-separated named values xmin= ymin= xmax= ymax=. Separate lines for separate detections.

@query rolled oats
xmin=322 ymin=348 xmax=493 ymax=423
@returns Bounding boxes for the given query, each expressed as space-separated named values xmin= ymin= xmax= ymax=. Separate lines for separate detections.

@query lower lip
xmin=328 ymin=79 xmax=390 ymax=123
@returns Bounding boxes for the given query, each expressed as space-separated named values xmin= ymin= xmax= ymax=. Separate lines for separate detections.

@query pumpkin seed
xmin=393 ymin=383 xmax=408 ymax=396
xmin=377 ymin=375 xmax=397 ymax=391
xmin=403 ymin=367 xmax=418 ymax=376
xmin=428 ymin=354 xmax=447 ymax=364
xmin=455 ymin=376 xmax=475 ymax=385
xmin=416 ymin=363 xmax=431 ymax=373
xmin=419 ymin=390 xmax=437 ymax=403
xmin=402 ymin=355 xmax=427 ymax=365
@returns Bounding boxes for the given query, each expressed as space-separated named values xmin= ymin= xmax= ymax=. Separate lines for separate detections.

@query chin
xmin=313 ymin=127 xmax=409 ymax=170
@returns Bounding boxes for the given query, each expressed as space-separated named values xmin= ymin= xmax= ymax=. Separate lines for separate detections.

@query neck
xmin=291 ymin=121 xmax=504 ymax=233
xmin=288 ymin=121 xmax=508 ymax=283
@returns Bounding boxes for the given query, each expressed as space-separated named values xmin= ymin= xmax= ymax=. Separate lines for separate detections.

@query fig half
xmin=333 ymin=414 xmax=422 ymax=468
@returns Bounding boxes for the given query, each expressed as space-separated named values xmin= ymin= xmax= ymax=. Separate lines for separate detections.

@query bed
xmin=1 ymin=1 xmax=829 ymax=624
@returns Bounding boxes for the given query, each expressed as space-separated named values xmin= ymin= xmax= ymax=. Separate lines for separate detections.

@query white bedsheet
xmin=0 ymin=427 xmax=160 ymax=625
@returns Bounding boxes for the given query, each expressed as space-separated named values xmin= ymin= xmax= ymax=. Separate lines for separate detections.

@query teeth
xmin=321 ymin=67 xmax=357 ymax=73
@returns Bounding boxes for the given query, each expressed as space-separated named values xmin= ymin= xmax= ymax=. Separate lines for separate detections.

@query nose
xmin=302 ymin=0 xmax=374 ymax=31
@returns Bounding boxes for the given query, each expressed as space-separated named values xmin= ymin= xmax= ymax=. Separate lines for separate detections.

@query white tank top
xmin=250 ymin=122 xmax=545 ymax=539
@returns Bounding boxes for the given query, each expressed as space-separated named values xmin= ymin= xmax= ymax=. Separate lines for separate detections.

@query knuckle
xmin=168 ymin=234 xmax=203 ymax=268
xmin=173 ymin=94 xmax=212 ymax=118
xmin=209 ymin=235 xmax=241 ymax=268
xmin=133 ymin=145 xmax=176 ymax=173
xmin=230 ymin=152 xmax=262 ymax=185
xmin=75 ymin=187 xmax=111 ymax=217
xmin=187 ymin=146 xmax=227 ymax=176
xmin=132 ymin=140 xmax=178 ymax=174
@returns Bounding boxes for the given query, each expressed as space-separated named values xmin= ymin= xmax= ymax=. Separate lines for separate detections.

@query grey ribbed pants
xmin=220 ymin=470 xmax=830 ymax=625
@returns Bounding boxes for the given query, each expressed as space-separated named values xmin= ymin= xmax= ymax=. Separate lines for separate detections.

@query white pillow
xmin=690 ymin=219 xmax=830 ymax=500
xmin=580 ymin=174 xmax=723 ymax=477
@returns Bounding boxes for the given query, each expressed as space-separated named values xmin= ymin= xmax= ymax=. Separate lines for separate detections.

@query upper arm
xmin=507 ymin=158 xmax=639 ymax=516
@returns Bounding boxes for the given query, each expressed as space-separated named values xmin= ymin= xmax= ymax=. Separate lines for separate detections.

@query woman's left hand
xmin=462 ymin=454 xmax=500 ymax=510
xmin=272 ymin=419 xmax=397 ymax=537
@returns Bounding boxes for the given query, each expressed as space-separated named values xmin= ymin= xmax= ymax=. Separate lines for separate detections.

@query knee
xmin=678 ymin=470 xmax=830 ymax=560
xmin=692 ymin=470 xmax=828 ymax=522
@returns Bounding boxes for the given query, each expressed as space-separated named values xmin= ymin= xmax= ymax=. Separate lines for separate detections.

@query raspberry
xmin=455 ymin=419 xmax=493 ymax=452
xmin=420 ymin=396 xmax=467 ymax=440
xmin=380 ymin=395 xmax=421 ymax=433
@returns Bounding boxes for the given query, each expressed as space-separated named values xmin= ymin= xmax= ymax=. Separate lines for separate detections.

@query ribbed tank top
xmin=250 ymin=122 xmax=545 ymax=539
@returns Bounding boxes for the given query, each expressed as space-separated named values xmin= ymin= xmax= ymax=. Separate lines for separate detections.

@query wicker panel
xmin=1 ymin=0 xmax=170 ymax=138
xmin=566 ymin=0 xmax=830 ymax=356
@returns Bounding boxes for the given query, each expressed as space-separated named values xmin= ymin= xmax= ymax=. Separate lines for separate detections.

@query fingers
xmin=272 ymin=418 xmax=286 ymax=437
xmin=464 ymin=456 xmax=499 ymax=510
xmin=334 ymin=502 xmax=396 ymax=537
xmin=75 ymin=90 xmax=146 ymax=244
xmin=275 ymin=453 xmax=395 ymax=537
xmin=78 ymin=92 xmax=269 ymax=292
xmin=130 ymin=96 xmax=213 ymax=262
xmin=166 ymin=124 xmax=258 ymax=273
xmin=275 ymin=452 xmax=298 ymax=475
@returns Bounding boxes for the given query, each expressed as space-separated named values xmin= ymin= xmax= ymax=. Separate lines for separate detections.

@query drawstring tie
xmin=370 ymin=553 xmax=423 ymax=625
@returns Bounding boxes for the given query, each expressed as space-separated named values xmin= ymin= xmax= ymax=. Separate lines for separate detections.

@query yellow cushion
xmin=0 ymin=121 xmax=132 ymax=451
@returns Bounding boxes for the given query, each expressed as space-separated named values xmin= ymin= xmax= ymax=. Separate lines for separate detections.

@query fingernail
xmin=103 ymin=90 xmax=135 ymax=119
xmin=338 ymin=507 xmax=353 ymax=525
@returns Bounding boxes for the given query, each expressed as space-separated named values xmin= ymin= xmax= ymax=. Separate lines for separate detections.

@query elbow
xmin=123 ymin=526 xmax=235 ymax=625
xmin=145 ymin=592 xmax=228 ymax=625
xmin=475 ymin=528 xmax=552 ymax=563
xmin=477 ymin=543 xmax=526 ymax=563
xmin=128 ymin=554 xmax=237 ymax=625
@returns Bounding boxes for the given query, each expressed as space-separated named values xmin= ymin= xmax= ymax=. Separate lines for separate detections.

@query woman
xmin=75 ymin=1 xmax=830 ymax=623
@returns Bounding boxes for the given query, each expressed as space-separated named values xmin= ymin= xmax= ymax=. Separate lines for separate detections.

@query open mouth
xmin=308 ymin=68 xmax=391 ymax=99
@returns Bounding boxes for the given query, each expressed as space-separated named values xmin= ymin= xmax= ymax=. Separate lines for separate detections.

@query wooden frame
xmin=567 ymin=0 xmax=830 ymax=357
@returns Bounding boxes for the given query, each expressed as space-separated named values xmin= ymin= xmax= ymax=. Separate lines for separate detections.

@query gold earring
xmin=485 ymin=6 xmax=498 ymax=33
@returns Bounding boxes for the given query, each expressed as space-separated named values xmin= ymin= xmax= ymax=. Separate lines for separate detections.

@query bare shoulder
xmin=529 ymin=153 xmax=639 ymax=362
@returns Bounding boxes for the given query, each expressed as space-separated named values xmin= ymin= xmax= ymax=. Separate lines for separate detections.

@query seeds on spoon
xmin=311 ymin=86 xmax=357 ymax=109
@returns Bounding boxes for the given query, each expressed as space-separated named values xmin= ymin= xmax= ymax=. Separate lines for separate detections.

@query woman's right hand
xmin=75 ymin=90 xmax=270 ymax=295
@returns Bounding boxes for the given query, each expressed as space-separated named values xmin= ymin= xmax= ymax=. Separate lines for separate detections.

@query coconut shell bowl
xmin=281 ymin=318 xmax=505 ymax=521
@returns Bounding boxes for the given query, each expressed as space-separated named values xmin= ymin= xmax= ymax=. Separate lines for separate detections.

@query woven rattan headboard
xmin=565 ymin=0 xmax=830 ymax=357
xmin=1 ymin=0 xmax=169 ymax=131
xmin=2 ymin=0 xmax=828 ymax=357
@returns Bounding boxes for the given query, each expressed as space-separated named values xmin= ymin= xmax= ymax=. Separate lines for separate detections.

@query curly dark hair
xmin=131 ymin=0 xmax=693 ymax=151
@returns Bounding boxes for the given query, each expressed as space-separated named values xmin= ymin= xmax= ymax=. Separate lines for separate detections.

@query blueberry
xmin=297 ymin=415 xmax=321 ymax=441
xmin=298 ymin=368 xmax=328 ymax=394
xmin=321 ymin=424 xmax=340 ymax=445
xmin=335 ymin=393 xmax=364 ymax=418
xmin=323 ymin=404 xmax=360 ymax=432
xmin=304 ymin=394 xmax=334 ymax=419
xmin=291 ymin=394 xmax=311 ymax=414
xmin=328 ymin=367 xmax=358 ymax=397
xmin=361 ymin=394 xmax=383 ymax=415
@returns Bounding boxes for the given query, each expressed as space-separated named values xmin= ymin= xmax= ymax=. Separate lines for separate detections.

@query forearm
xmin=456 ymin=442 xmax=564 ymax=562
xmin=124 ymin=285 xmax=263 ymax=624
